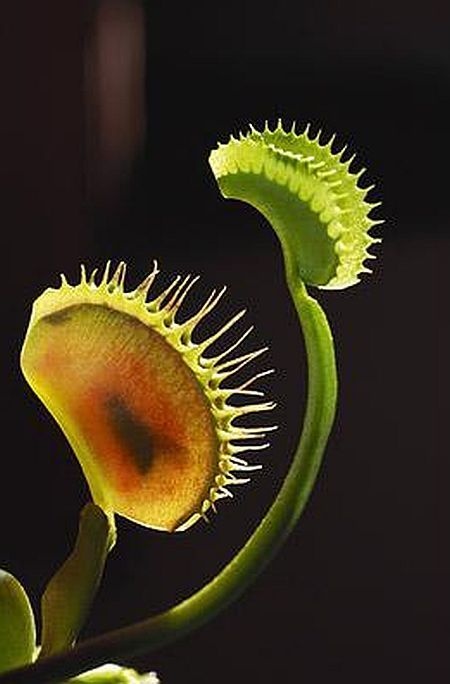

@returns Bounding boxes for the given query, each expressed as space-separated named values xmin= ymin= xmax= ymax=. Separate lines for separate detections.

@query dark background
xmin=1 ymin=1 xmax=449 ymax=682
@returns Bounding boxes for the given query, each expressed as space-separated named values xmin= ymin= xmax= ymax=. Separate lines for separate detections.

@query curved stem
xmin=2 ymin=282 xmax=337 ymax=684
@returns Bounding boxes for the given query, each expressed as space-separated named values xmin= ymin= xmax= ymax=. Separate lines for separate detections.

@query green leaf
xmin=0 ymin=569 xmax=36 ymax=673
xmin=209 ymin=121 xmax=382 ymax=290
xmin=68 ymin=663 xmax=159 ymax=683
xmin=40 ymin=503 xmax=116 ymax=658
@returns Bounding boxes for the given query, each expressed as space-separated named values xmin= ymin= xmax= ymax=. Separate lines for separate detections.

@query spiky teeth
xmin=20 ymin=262 xmax=276 ymax=532
xmin=209 ymin=120 xmax=383 ymax=289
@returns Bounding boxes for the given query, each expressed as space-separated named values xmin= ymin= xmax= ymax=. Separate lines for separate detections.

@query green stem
xmin=1 ymin=282 xmax=337 ymax=684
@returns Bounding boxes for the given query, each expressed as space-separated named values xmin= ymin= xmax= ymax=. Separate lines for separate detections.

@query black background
xmin=1 ymin=1 xmax=449 ymax=682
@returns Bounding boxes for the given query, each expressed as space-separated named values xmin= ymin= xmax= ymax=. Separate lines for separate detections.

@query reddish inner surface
xmin=23 ymin=303 xmax=217 ymax=530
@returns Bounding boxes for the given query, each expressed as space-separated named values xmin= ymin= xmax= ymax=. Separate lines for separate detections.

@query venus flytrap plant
xmin=209 ymin=121 xmax=382 ymax=289
xmin=0 ymin=120 xmax=381 ymax=684
xmin=20 ymin=261 xmax=274 ymax=533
